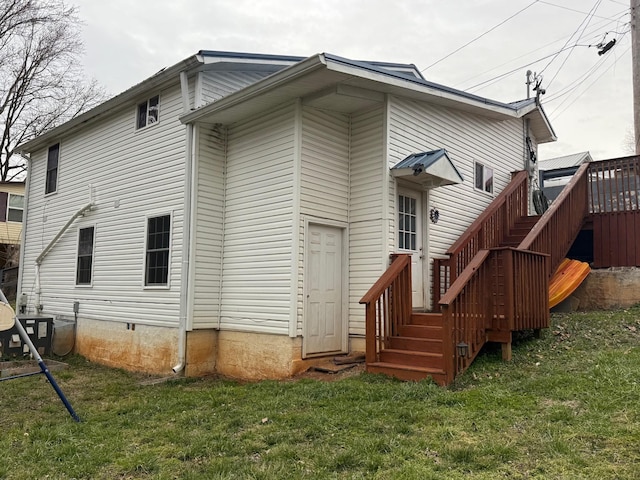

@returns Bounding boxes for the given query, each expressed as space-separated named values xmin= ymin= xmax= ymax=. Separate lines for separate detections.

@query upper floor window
xmin=145 ymin=214 xmax=171 ymax=286
xmin=76 ymin=226 xmax=95 ymax=286
xmin=137 ymin=95 xmax=159 ymax=129
xmin=475 ymin=162 xmax=494 ymax=194
xmin=7 ymin=194 xmax=24 ymax=222
xmin=46 ymin=143 xmax=59 ymax=194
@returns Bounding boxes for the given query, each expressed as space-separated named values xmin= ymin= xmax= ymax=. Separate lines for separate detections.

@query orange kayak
xmin=549 ymin=258 xmax=590 ymax=308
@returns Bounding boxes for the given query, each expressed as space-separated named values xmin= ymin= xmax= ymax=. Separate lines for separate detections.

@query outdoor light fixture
xmin=456 ymin=342 xmax=469 ymax=358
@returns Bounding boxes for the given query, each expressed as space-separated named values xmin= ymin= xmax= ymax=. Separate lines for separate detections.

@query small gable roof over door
xmin=391 ymin=149 xmax=464 ymax=188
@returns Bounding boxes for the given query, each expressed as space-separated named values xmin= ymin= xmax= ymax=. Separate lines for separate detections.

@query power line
xmin=538 ymin=0 xmax=603 ymax=79
xmin=422 ymin=0 xmax=540 ymax=72
xmin=545 ymin=31 xmax=630 ymax=103
xmin=549 ymin=44 xmax=631 ymax=121
xmin=455 ymin=12 xmax=628 ymax=90
xmin=538 ymin=0 xmax=627 ymax=20
xmin=545 ymin=0 xmax=604 ymax=89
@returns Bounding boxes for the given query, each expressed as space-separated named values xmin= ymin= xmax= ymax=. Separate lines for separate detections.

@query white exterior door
xmin=398 ymin=189 xmax=424 ymax=309
xmin=305 ymin=224 xmax=344 ymax=355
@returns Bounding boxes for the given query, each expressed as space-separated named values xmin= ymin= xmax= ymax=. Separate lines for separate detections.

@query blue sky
xmin=73 ymin=0 xmax=633 ymax=160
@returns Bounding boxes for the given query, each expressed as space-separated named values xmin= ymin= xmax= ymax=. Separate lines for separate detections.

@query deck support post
xmin=534 ymin=328 xmax=542 ymax=339
xmin=501 ymin=342 xmax=512 ymax=362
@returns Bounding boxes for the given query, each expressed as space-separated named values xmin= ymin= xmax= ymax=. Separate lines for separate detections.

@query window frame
xmin=474 ymin=161 xmax=494 ymax=195
xmin=136 ymin=95 xmax=160 ymax=130
xmin=143 ymin=212 xmax=172 ymax=289
xmin=6 ymin=193 xmax=24 ymax=223
xmin=45 ymin=143 xmax=60 ymax=195
xmin=75 ymin=225 xmax=96 ymax=287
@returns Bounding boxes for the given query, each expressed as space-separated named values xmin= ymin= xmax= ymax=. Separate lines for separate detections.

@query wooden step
xmin=367 ymin=362 xmax=448 ymax=385
xmin=387 ymin=336 xmax=443 ymax=353
xmin=379 ymin=349 xmax=444 ymax=369
xmin=410 ymin=312 xmax=443 ymax=326
xmin=397 ymin=324 xmax=443 ymax=339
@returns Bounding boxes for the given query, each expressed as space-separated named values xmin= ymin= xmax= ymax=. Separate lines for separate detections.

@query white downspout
xmin=35 ymin=201 xmax=94 ymax=312
xmin=173 ymin=74 xmax=195 ymax=373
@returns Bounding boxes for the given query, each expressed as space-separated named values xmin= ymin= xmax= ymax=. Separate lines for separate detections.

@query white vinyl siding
xmin=191 ymin=124 xmax=226 ymax=329
xmin=19 ymin=82 xmax=187 ymax=327
xmin=348 ymin=105 xmax=386 ymax=336
xmin=219 ymin=103 xmax=296 ymax=334
xmin=300 ymin=107 xmax=350 ymax=221
xmin=388 ymin=96 xmax=523 ymax=300
xmin=200 ymin=71 xmax=277 ymax=104
xmin=297 ymin=106 xmax=350 ymax=333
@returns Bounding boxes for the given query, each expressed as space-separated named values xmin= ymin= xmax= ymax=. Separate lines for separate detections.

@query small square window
xmin=76 ymin=226 xmax=95 ymax=285
xmin=46 ymin=144 xmax=59 ymax=194
xmin=7 ymin=194 xmax=24 ymax=222
xmin=137 ymin=95 xmax=160 ymax=129
xmin=145 ymin=214 xmax=171 ymax=286
xmin=475 ymin=162 xmax=494 ymax=194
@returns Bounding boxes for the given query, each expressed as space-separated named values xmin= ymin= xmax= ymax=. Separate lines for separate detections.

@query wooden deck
xmin=361 ymin=156 xmax=640 ymax=385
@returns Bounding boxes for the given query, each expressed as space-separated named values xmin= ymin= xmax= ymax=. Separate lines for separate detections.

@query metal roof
xmin=391 ymin=149 xmax=464 ymax=187
xmin=19 ymin=50 xmax=557 ymax=153
xmin=539 ymin=152 xmax=592 ymax=171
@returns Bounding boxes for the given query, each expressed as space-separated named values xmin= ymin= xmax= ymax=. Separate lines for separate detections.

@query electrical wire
xmin=538 ymin=0 xmax=603 ymax=80
xmin=422 ymin=0 xmax=540 ymax=72
xmin=455 ymin=12 xmax=627 ymax=91
xmin=545 ymin=0 xmax=604 ymax=89
xmin=455 ymin=9 xmax=629 ymax=91
xmin=544 ymin=29 xmax=630 ymax=103
xmin=548 ymin=44 xmax=631 ymax=121
xmin=538 ymin=0 xmax=626 ymax=20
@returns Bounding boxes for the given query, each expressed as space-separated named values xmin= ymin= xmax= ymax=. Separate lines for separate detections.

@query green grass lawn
xmin=1 ymin=307 xmax=639 ymax=479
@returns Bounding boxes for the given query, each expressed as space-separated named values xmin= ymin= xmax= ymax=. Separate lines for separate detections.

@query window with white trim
xmin=76 ymin=226 xmax=95 ymax=285
xmin=398 ymin=194 xmax=417 ymax=250
xmin=46 ymin=143 xmax=59 ymax=194
xmin=137 ymin=95 xmax=159 ymax=129
xmin=475 ymin=162 xmax=494 ymax=194
xmin=7 ymin=194 xmax=24 ymax=222
xmin=145 ymin=214 xmax=171 ymax=286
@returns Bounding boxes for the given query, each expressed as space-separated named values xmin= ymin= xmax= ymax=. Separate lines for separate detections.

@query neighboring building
xmin=16 ymin=51 xmax=555 ymax=379
xmin=539 ymin=151 xmax=593 ymax=201
xmin=0 ymin=181 xmax=25 ymax=267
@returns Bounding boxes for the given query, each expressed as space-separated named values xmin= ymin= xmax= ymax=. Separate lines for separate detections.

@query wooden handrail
xmin=446 ymin=170 xmax=529 ymax=255
xmin=359 ymin=254 xmax=411 ymax=304
xmin=360 ymin=254 xmax=413 ymax=365
xmin=519 ymin=162 xmax=589 ymax=274
xmin=439 ymin=249 xmax=490 ymax=306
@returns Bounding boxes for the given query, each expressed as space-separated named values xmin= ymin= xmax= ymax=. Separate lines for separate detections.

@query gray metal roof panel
xmin=323 ymin=53 xmax=525 ymax=112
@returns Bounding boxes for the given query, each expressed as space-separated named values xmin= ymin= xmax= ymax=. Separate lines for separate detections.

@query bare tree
xmin=0 ymin=0 xmax=105 ymax=181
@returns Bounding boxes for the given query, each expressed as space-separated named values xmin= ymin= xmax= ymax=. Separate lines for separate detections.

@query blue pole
xmin=11 ymin=316 xmax=81 ymax=422
xmin=0 ymin=289 xmax=80 ymax=422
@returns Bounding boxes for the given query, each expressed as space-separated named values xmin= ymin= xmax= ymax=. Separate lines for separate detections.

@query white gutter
xmin=35 ymin=202 xmax=94 ymax=312
xmin=18 ymin=56 xmax=202 ymax=154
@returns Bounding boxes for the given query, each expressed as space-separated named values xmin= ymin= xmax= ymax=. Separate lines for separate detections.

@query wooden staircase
xmin=366 ymin=312 xmax=447 ymax=385
xmin=361 ymin=165 xmax=592 ymax=385
xmin=364 ymin=214 xmax=545 ymax=385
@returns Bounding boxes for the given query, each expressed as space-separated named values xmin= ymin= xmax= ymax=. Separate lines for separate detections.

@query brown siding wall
xmin=592 ymin=212 xmax=640 ymax=268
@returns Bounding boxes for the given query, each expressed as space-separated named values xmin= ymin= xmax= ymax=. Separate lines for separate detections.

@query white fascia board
xmin=323 ymin=58 xmax=521 ymax=119
xmin=18 ymin=55 xmax=202 ymax=154
xmin=180 ymin=54 xmax=327 ymax=124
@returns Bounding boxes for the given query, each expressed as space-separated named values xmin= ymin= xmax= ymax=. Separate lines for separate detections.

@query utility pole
xmin=632 ymin=0 xmax=640 ymax=153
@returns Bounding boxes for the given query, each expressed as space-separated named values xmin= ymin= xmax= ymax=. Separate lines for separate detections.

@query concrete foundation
xmin=75 ymin=319 xmax=178 ymax=375
xmin=75 ymin=318 xmax=360 ymax=379
xmin=573 ymin=267 xmax=640 ymax=310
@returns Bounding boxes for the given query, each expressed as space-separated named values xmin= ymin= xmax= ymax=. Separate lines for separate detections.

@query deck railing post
xmin=504 ymin=248 xmax=515 ymax=332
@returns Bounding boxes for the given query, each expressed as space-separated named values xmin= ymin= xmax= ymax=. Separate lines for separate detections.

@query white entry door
xmin=397 ymin=189 xmax=424 ymax=309
xmin=305 ymin=224 xmax=345 ymax=356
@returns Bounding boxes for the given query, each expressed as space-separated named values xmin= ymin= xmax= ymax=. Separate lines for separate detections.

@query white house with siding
xmin=17 ymin=51 xmax=555 ymax=379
